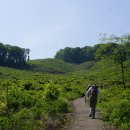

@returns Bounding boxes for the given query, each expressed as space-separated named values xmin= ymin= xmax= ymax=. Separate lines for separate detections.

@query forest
xmin=55 ymin=35 xmax=130 ymax=64
xmin=0 ymin=43 xmax=30 ymax=68
xmin=0 ymin=34 xmax=130 ymax=130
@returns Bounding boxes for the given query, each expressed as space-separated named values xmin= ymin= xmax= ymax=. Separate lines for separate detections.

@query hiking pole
xmin=84 ymin=96 xmax=87 ymax=106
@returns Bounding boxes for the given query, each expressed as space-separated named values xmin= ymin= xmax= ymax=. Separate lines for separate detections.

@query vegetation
xmin=0 ymin=43 xmax=29 ymax=68
xmin=55 ymin=46 xmax=97 ymax=64
xmin=55 ymin=34 xmax=130 ymax=65
xmin=0 ymin=34 xmax=130 ymax=130
xmin=0 ymin=66 xmax=87 ymax=130
xmin=28 ymin=58 xmax=75 ymax=73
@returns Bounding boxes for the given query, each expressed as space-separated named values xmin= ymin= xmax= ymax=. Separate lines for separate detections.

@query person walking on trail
xmin=84 ymin=84 xmax=101 ymax=119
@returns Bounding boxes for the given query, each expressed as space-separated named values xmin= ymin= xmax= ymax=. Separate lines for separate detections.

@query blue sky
xmin=0 ymin=0 xmax=130 ymax=59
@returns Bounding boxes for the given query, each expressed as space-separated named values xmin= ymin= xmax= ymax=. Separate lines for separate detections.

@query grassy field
xmin=0 ymin=58 xmax=129 ymax=130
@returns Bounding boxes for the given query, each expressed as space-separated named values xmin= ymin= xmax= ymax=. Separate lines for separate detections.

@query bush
xmin=10 ymin=108 xmax=35 ymax=130
xmin=43 ymin=81 xmax=60 ymax=101
xmin=98 ymin=87 xmax=130 ymax=130
xmin=0 ymin=117 xmax=10 ymax=130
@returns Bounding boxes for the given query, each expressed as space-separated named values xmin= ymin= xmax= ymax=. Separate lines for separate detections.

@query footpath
xmin=59 ymin=98 xmax=117 ymax=130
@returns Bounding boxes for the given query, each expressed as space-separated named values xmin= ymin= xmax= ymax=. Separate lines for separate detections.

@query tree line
xmin=0 ymin=43 xmax=30 ymax=67
xmin=55 ymin=46 xmax=97 ymax=64
xmin=55 ymin=35 xmax=130 ymax=64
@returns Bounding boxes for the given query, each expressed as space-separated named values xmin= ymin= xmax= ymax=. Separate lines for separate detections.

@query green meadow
xmin=0 ymin=58 xmax=129 ymax=130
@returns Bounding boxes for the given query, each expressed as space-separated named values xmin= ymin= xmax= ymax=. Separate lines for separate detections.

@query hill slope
xmin=28 ymin=58 xmax=95 ymax=73
xmin=0 ymin=58 xmax=130 ymax=129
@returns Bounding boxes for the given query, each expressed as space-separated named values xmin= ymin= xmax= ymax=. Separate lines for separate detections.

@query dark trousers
xmin=91 ymin=108 xmax=95 ymax=118
xmin=90 ymin=96 xmax=97 ymax=118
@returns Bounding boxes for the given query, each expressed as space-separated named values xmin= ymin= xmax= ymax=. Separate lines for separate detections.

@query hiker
xmin=84 ymin=84 xmax=101 ymax=119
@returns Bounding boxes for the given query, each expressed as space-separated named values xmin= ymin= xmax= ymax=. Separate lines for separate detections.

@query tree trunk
xmin=120 ymin=61 xmax=125 ymax=88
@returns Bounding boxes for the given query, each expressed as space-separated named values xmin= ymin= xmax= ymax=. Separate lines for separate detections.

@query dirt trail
xmin=59 ymin=98 xmax=117 ymax=130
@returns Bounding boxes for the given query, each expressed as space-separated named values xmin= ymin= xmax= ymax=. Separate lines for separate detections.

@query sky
xmin=0 ymin=0 xmax=130 ymax=59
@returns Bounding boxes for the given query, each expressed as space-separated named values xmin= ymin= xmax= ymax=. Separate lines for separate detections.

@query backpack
xmin=90 ymin=86 xmax=98 ymax=97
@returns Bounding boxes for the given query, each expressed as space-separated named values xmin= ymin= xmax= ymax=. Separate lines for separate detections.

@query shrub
xmin=0 ymin=117 xmax=10 ymax=130
xmin=98 ymin=87 xmax=130 ymax=130
xmin=43 ymin=81 xmax=60 ymax=101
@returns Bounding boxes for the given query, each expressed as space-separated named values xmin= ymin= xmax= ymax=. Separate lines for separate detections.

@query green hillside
xmin=0 ymin=64 xmax=88 ymax=130
xmin=0 ymin=57 xmax=130 ymax=130
xmin=28 ymin=58 xmax=95 ymax=74
xmin=28 ymin=58 xmax=75 ymax=73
